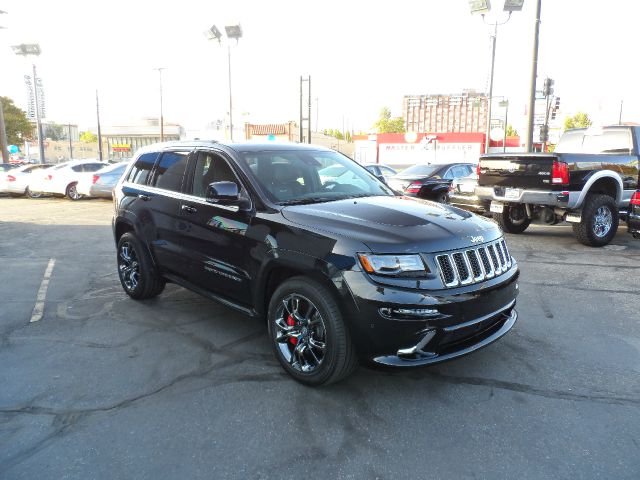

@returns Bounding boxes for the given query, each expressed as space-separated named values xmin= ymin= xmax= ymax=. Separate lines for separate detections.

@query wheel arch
xmin=577 ymin=172 xmax=623 ymax=207
xmin=255 ymin=254 xmax=354 ymax=325
xmin=114 ymin=218 xmax=160 ymax=269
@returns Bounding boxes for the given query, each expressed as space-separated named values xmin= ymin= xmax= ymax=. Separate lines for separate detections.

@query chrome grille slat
xmin=435 ymin=238 xmax=512 ymax=288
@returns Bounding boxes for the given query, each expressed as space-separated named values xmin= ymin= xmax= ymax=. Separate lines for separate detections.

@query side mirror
xmin=205 ymin=181 xmax=252 ymax=211
xmin=206 ymin=181 xmax=239 ymax=203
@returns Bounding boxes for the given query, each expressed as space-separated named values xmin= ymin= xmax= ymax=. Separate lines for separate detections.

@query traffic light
xmin=539 ymin=124 xmax=549 ymax=142
xmin=543 ymin=78 xmax=555 ymax=97
xmin=551 ymin=97 xmax=560 ymax=120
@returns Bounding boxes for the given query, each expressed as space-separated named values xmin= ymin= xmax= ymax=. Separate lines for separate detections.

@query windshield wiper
xmin=279 ymin=197 xmax=333 ymax=206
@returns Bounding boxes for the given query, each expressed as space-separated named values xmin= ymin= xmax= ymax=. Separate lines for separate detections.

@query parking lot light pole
xmin=469 ymin=1 xmax=524 ymax=154
xmin=205 ymin=23 xmax=242 ymax=142
xmin=525 ymin=0 xmax=542 ymax=152
xmin=12 ymin=43 xmax=45 ymax=164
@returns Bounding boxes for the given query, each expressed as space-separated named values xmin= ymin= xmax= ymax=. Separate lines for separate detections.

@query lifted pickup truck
xmin=476 ymin=126 xmax=640 ymax=246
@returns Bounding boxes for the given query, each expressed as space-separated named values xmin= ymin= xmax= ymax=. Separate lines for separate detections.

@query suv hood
xmin=281 ymin=196 xmax=501 ymax=253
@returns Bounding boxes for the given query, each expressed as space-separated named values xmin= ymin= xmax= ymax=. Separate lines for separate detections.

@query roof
xmin=133 ymin=140 xmax=334 ymax=155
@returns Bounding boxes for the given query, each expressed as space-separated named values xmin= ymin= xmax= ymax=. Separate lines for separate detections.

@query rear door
xmin=145 ymin=150 xmax=192 ymax=276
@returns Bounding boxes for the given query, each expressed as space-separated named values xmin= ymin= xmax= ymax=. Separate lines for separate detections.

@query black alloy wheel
xmin=268 ymin=277 xmax=358 ymax=386
xmin=116 ymin=232 xmax=165 ymax=299
xmin=493 ymin=204 xmax=531 ymax=234
xmin=436 ymin=192 xmax=449 ymax=204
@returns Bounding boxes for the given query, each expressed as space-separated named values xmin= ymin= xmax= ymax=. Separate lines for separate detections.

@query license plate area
xmin=504 ymin=187 xmax=521 ymax=200
xmin=490 ymin=201 xmax=504 ymax=213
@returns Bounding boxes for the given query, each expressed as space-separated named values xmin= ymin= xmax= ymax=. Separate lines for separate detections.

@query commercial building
xmin=93 ymin=118 xmax=184 ymax=160
xmin=403 ymin=91 xmax=489 ymax=134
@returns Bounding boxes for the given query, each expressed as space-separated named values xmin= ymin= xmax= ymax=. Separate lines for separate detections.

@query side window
xmin=380 ymin=166 xmax=396 ymax=175
xmin=442 ymin=168 xmax=454 ymax=180
xmin=190 ymin=152 xmax=240 ymax=198
xmin=152 ymin=151 xmax=190 ymax=192
xmin=128 ymin=152 xmax=159 ymax=185
xmin=71 ymin=165 xmax=83 ymax=173
xmin=84 ymin=163 xmax=104 ymax=172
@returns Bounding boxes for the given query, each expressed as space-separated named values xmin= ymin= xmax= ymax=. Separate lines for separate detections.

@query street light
xmin=205 ymin=23 xmax=242 ymax=142
xmin=469 ymin=1 xmax=523 ymax=154
xmin=12 ymin=43 xmax=45 ymax=164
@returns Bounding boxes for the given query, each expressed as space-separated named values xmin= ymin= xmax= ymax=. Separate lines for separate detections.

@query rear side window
xmin=152 ymin=151 xmax=189 ymax=192
xmin=83 ymin=163 xmax=105 ymax=172
xmin=128 ymin=152 xmax=159 ymax=185
xmin=71 ymin=165 xmax=83 ymax=172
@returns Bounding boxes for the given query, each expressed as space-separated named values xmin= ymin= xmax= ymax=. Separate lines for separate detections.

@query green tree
xmin=506 ymin=124 xmax=518 ymax=137
xmin=373 ymin=107 xmax=405 ymax=133
xmin=345 ymin=130 xmax=352 ymax=142
xmin=335 ymin=130 xmax=344 ymax=140
xmin=80 ymin=131 xmax=98 ymax=142
xmin=1 ymin=96 xmax=33 ymax=145
xmin=44 ymin=123 xmax=65 ymax=140
xmin=564 ymin=112 xmax=592 ymax=130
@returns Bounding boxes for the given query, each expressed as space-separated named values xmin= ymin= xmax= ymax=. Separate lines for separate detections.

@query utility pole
xmin=525 ymin=0 xmax=542 ymax=152
xmin=0 ymin=99 xmax=9 ymax=163
xmin=485 ymin=21 xmax=497 ymax=154
xmin=96 ymin=90 xmax=103 ymax=161
xmin=619 ymin=100 xmax=623 ymax=124
xmin=68 ymin=123 xmax=73 ymax=160
xmin=153 ymin=67 xmax=166 ymax=141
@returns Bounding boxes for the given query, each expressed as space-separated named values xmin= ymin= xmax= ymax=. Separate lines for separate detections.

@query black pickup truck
xmin=475 ymin=126 xmax=640 ymax=246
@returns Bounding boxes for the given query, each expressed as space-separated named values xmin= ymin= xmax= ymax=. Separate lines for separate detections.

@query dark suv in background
xmin=113 ymin=142 xmax=519 ymax=385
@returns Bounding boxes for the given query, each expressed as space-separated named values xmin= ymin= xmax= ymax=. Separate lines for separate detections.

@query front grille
xmin=435 ymin=238 xmax=512 ymax=288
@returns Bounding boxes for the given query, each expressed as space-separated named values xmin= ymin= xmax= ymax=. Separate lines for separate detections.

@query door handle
xmin=181 ymin=204 xmax=197 ymax=214
xmin=138 ymin=194 xmax=151 ymax=201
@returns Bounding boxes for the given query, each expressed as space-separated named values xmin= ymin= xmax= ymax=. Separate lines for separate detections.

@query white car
xmin=29 ymin=160 xmax=108 ymax=200
xmin=0 ymin=163 xmax=55 ymax=197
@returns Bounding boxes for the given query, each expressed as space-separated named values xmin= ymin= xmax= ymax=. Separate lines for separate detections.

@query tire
xmin=66 ymin=182 xmax=82 ymax=200
xmin=493 ymin=204 xmax=531 ymax=234
xmin=26 ymin=187 xmax=43 ymax=198
xmin=267 ymin=277 xmax=358 ymax=386
xmin=436 ymin=192 xmax=449 ymax=204
xmin=572 ymin=194 xmax=618 ymax=247
xmin=116 ymin=232 xmax=165 ymax=299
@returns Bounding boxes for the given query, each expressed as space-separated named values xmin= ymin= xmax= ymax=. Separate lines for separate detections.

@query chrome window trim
xmin=122 ymin=181 xmax=247 ymax=213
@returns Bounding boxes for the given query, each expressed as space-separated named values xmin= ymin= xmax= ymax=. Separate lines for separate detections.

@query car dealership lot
xmin=1 ymin=198 xmax=639 ymax=479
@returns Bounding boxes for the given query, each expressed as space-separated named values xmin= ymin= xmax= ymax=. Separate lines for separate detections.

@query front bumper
xmin=341 ymin=263 xmax=519 ymax=367
xmin=475 ymin=186 xmax=577 ymax=208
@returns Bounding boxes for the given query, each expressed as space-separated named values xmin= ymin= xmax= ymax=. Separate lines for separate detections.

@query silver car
xmin=76 ymin=161 xmax=131 ymax=199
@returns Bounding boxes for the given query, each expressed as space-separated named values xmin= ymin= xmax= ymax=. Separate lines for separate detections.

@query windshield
xmin=399 ymin=164 xmax=441 ymax=177
xmin=555 ymin=128 xmax=634 ymax=154
xmin=238 ymin=150 xmax=395 ymax=205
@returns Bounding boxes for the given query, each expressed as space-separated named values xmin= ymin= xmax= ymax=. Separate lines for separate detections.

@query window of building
xmin=152 ymin=151 xmax=189 ymax=192
xmin=128 ymin=152 xmax=159 ymax=185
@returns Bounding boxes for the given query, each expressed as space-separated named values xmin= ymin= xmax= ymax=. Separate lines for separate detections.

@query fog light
xmin=379 ymin=307 xmax=441 ymax=320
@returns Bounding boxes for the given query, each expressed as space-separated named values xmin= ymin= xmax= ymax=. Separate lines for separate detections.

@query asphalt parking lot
xmin=1 ymin=197 xmax=639 ymax=479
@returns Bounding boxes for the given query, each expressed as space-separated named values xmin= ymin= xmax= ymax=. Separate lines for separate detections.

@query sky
xmin=1 ymin=0 xmax=639 ymax=136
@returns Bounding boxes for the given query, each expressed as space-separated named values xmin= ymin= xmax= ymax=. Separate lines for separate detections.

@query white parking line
xmin=30 ymin=258 xmax=56 ymax=323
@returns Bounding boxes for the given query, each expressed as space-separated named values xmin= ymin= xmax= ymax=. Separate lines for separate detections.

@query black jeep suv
xmin=113 ymin=141 xmax=519 ymax=385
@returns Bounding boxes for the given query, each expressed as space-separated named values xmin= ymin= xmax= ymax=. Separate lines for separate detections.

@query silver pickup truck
xmin=475 ymin=126 xmax=640 ymax=247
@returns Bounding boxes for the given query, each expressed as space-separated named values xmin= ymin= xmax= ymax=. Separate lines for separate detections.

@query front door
xmin=176 ymin=150 xmax=257 ymax=307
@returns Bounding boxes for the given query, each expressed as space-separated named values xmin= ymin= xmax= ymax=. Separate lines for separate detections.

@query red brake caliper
xmin=287 ymin=315 xmax=297 ymax=345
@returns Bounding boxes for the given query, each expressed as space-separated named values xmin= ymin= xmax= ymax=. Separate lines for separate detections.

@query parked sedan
xmin=77 ymin=161 xmax=130 ymax=199
xmin=387 ymin=163 xmax=476 ymax=203
xmin=0 ymin=163 xmax=55 ymax=197
xmin=448 ymin=172 xmax=490 ymax=215
xmin=28 ymin=160 xmax=108 ymax=200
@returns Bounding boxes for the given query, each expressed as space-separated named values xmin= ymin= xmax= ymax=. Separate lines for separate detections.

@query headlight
xmin=357 ymin=253 xmax=429 ymax=277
